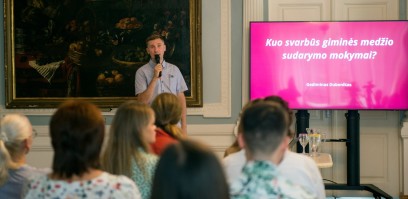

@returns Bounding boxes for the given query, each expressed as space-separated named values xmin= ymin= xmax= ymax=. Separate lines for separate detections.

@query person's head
xmin=50 ymin=100 xmax=105 ymax=178
xmin=264 ymin=95 xmax=294 ymax=138
xmin=151 ymin=93 xmax=183 ymax=139
xmin=102 ymin=100 xmax=156 ymax=176
xmin=0 ymin=114 xmax=34 ymax=185
xmin=151 ymin=139 xmax=230 ymax=199
xmin=236 ymin=98 xmax=264 ymax=136
xmin=224 ymin=98 xmax=264 ymax=157
xmin=146 ymin=34 xmax=166 ymax=61
xmin=239 ymin=101 xmax=288 ymax=161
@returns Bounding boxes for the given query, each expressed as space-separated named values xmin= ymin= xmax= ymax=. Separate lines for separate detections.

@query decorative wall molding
xmin=31 ymin=146 xmax=53 ymax=152
xmin=188 ymin=0 xmax=231 ymax=118
xmin=188 ymin=124 xmax=235 ymax=156
xmin=188 ymin=124 xmax=235 ymax=136
xmin=0 ymin=108 xmax=56 ymax=116
xmin=360 ymin=134 xmax=388 ymax=179
xmin=268 ymin=0 xmax=331 ymax=21
xmin=333 ymin=0 xmax=398 ymax=20
xmin=241 ymin=0 xmax=264 ymax=106
xmin=27 ymin=124 xmax=236 ymax=167
xmin=309 ymin=110 xmax=324 ymax=120
xmin=360 ymin=111 xmax=389 ymax=120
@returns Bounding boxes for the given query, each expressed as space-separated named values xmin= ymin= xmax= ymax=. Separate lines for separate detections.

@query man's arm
xmin=137 ymin=77 xmax=159 ymax=104
xmin=177 ymin=92 xmax=187 ymax=135
xmin=136 ymin=63 xmax=162 ymax=104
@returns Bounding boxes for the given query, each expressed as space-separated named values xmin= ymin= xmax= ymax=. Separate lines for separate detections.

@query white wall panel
xmin=268 ymin=0 xmax=331 ymax=21
xmin=26 ymin=124 xmax=236 ymax=169
xmin=188 ymin=124 xmax=236 ymax=157
xmin=333 ymin=0 xmax=399 ymax=20
xmin=360 ymin=134 xmax=387 ymax=179
xmin=27 ymin=125 xmax=53 ymax=168
xmin=359 ymin=111 xmax=400 ymax=196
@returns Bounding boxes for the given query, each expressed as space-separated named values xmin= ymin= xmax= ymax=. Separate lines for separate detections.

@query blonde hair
xmin=151 ymin=93 xmax=183 ymax=139
xmin=0 ymin=114 xmax=32 ymax=185
xmin=101 ymin=101 xmax=154 ymax=178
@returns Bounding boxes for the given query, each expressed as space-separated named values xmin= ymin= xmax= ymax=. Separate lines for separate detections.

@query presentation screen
xmin=250 ymin=21 xmax=408 ymax=110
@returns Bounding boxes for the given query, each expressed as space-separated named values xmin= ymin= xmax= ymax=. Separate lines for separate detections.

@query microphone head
xmin=155 ymin=54 xmax=160 ymax=64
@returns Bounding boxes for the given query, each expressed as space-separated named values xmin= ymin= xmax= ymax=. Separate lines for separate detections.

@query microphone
xmin=155 ymin=54 xmax=161 ymax=77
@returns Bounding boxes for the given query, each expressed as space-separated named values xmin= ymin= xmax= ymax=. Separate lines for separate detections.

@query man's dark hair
xmin=264 ymin=95 xmax=294 ymax=138
xmin=146 ymin=34 xmax=165 ymax=46
xmin=241 ymin=101 xmax=287 ymax=156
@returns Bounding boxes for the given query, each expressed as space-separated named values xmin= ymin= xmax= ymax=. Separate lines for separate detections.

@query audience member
xmin=151 ymin=139 xmax=230 ymax=199
xmin=229 ymin=101 xmax=317 ymax=198
xmin=102 ymin=100 xmax=158 ymax=199
xmin=224 ymin=97 xmax=325 ymax=199
xmin=150 ymin=93 xmax=185 ymax=155
xmin=0 ymin=114 xmax=47 ymax=198
xmin=264 ymin=96 xmax=325 ymax=199
xmin=24 ymin=100 xmax=141 ymax=199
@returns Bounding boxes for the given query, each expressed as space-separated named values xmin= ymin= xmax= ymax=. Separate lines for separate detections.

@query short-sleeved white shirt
xmin=135 ymin=60 xmax=188 ymax=103
xmin=224 ymin=150 xmax=326 ymax=199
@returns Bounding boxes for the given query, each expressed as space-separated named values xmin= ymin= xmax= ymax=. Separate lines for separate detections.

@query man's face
xmin=146 ymin=38 xmax=166 ymax=59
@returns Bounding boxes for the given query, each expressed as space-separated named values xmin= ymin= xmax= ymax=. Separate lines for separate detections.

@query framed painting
xmin=4 ymin=0 xmax=202 ymax=108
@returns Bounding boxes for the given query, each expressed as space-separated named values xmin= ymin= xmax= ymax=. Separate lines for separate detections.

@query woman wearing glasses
xmin=0 ymin=113 xmax=47 ymax=198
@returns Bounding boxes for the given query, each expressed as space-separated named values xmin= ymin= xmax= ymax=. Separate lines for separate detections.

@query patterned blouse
xmin=131 ymin=150 xmax=158 ymax=199
xmin=24 ymin=172 xmax=141 ymax=199
xmin=230 ymin=161 xmax=317 ymax=199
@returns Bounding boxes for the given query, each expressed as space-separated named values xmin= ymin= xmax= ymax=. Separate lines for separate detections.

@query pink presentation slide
xmin=250 ymin=21 xmax=408 ymax=110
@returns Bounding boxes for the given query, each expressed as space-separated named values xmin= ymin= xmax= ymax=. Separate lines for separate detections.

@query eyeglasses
xmin=32 ymin=129 xmax=38 ymax=138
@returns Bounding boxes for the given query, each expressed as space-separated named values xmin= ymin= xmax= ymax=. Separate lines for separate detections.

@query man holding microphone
xmin=135 ymin=34 xmax=188 ymax=135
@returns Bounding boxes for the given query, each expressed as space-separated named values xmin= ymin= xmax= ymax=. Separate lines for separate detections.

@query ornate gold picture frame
xmin=4 ymin=0 xmax=202 ymax=108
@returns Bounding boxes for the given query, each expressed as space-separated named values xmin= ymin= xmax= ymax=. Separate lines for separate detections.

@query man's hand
xmin=154 ymin=64 xmax=162 ymax=78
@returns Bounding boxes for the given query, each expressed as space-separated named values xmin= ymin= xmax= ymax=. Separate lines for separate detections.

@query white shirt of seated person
xmin=223 ymin=134 xmax=326 ymax=199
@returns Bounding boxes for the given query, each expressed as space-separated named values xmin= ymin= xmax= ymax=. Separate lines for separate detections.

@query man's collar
xmin=149 ymin=59 xmax=166 ymax=68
